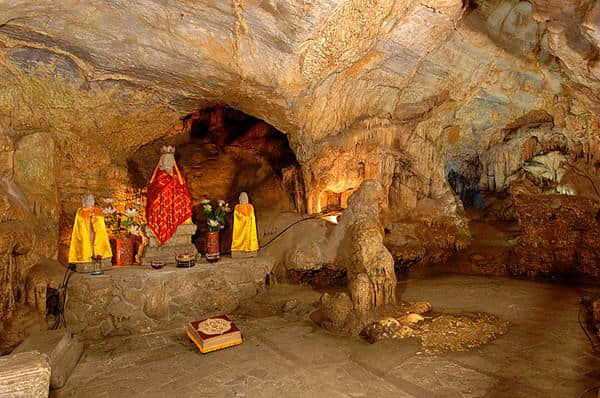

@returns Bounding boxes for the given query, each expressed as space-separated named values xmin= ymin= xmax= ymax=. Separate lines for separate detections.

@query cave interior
xmin=1 ymin=0 xmax=600 ymax=397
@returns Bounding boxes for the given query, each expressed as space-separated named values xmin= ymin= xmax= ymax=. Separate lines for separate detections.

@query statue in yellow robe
xmin=231 ymin=192 xmax=259 ymax=258
xmin=68 ymin=194 xmax=112 ymax=263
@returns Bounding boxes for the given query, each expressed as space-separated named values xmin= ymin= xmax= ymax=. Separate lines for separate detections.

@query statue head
xmin=159 ymin=146 xmax=176 ymax=175
xmin=239 ymin=192 xmax=249 ymax=204
xmin=82 ymin=193 xmax=95 ymax=209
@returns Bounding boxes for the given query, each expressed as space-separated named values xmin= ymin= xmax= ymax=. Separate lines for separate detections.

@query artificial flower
xmin=201 ymin=199 xmax=210 ymax=204
xmin=218 ymin=200 xmax=225 ymax=206
xmin=203 ymin=204 xmax=212 ymax=212
xmin=103 ymin=206 xmax=117 ymax=215
xmin=124 ymin=208 xmax=139 ymax=218
xmin=129 ymin=225 xmax=141 ymax=236
xmin=207 ymin=219 xmax=219 ymax=227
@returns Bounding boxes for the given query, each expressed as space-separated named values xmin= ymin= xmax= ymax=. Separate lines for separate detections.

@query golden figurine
xmin=231 ymin=192 xmax=259 ymax=258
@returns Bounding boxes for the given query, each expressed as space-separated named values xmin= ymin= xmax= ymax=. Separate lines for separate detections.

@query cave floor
xmin=53 ymin=275 xmax=600 ymax=398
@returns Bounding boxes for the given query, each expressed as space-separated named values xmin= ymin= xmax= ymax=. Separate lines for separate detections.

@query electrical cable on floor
xmin=259 ymin=210 xmax=338 ymax=249
xmin=219 ymin=210 xmax=339 ymax=256
xmin=51 ymin=265 xmax=70 ymax=329
xmin=52 ymin=265 xmax=74 ymax=330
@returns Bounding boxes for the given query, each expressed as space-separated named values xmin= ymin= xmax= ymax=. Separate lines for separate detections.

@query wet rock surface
xmin=1 ymin=3 xmax=600 ymax=395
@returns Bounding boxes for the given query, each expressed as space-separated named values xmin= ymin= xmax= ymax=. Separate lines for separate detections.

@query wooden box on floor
xmin=187 ymin=314 xmax=242 ymax=354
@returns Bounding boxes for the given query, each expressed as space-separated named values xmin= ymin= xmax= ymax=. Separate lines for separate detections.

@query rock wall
xmin=511 ymin=193 xmax=600 ymax=278
xmin=0 ymin=0 xmax=600 ymax=279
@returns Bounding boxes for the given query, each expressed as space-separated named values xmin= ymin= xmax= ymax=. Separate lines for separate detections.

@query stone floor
xmin=53 ymin=275 xmax=600 ymax=398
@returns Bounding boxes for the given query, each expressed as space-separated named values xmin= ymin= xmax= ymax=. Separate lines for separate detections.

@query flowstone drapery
xmin=317 ymin=180 xmax=397 ymax=333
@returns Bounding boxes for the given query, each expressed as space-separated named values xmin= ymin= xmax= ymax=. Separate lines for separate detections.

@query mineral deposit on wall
xmin=1 ymin=0 xmax=600 ymax=344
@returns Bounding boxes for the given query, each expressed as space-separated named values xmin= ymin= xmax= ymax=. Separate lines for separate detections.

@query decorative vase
xmin=205 ymin=231 xmax=220 ymax=263
xmin=111 ymin=236 xmax=136 ymax=266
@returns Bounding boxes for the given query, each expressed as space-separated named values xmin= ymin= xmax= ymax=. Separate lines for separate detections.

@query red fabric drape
xmin=146 ymin=163 xmax=192 ymax=245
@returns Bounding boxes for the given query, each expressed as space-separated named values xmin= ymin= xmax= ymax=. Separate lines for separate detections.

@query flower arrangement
xmin=103 ymin=197 xmax=146 ymax=238
xmin=201 ymin=199 xmax=231 ymax=232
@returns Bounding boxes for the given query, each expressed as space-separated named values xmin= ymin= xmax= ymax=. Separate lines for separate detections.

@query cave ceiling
xmin=1 ymin=0 xmax=599 ymax=208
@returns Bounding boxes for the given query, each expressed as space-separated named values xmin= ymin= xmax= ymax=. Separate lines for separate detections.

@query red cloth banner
xmin=146 ymin=163 xmax=192 ymax=245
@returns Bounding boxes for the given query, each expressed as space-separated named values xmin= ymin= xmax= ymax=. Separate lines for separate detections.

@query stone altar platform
xmin=65 ymin=256 xmax=277 ymax=340
xmin=140 ymin=223 xmax=198 ymax=266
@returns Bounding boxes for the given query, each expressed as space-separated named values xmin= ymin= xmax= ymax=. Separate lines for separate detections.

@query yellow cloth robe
xmin=68 ymin=208 xmax=112 ymax=263
xmin=231 ymin=204 xmax=259 ymax=253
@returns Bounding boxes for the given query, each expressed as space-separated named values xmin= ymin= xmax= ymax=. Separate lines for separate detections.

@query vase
xmin=205 ymin=231 xmax=220 ymax=263
xmin=111 ymin=237 xmax=136 ymax=266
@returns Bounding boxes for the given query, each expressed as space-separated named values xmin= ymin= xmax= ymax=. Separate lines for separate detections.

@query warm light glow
xmin=323 ymin=215 xmax=338 ymax=224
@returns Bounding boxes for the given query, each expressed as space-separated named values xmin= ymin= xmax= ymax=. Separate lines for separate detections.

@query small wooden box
xmin=186 ymin=314 xmax=242 ymax=354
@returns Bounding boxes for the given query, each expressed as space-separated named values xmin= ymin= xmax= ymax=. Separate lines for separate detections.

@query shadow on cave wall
xmin=446 ymin=157 xmax=483 ymax=211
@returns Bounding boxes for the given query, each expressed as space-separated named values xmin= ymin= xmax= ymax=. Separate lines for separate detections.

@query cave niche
xmin=318 ymin=189 xmax=354 ymax=213
xmin=127 ymin=105 xmax=305 ymax=251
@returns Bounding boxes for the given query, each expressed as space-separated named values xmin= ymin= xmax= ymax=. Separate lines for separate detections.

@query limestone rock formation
xmin=337 ymin=180 xmax=397 ymax=313
xmin=24 ymin=259 xmax=65 ymax=320
xmin=0 ymin=351 xmax=50 ymax=398
xmin=0 ymin=0 xmax=598 ymax=248
xmin=0 ymin=178 xmax=49 ymax=353
xmin=314 ymin=180 xmax=397 ymax=333
xmin=318 ymin=292 xmax=354 ymax=332
xmin=13 ymin=329 xmax=83 ymax=389
xmin=285 ymin=241 xmax=325 ymax=273
xmin=1 ymin=0 xmax=600 ymax=342
xmin=0 ymin=304 xmax=48 ymax=356
xmin=511 ymin=193 xmax=600 ymax=277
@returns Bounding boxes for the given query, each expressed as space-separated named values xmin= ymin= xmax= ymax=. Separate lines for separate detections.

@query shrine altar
xmin=64 ymin=256 xmax=276 ymax=339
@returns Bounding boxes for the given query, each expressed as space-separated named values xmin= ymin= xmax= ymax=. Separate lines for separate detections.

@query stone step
xmin=145 ymin=224 xmax=197 ymax=247
xmin=147 ymin=233 xmax=196 ymax=248
xmin=13 ymin=329 xmax=83 ymax=389
xmin=141 ymin=244 xmax=199 ymax=265
xmin=0 ymin=351 xmax=50 ymax=398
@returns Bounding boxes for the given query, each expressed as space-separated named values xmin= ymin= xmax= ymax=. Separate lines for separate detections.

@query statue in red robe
xmin=146 ymin=146 xmax=193 ymax=245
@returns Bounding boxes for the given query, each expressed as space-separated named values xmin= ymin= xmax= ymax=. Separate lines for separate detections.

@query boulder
xmin=13 ymin=329 xmax=83 ymax=389
xmin=24 ymin=258 xmax=66 ymax=318
xmin=319 ymin=292 xmax=353 ymax=330
xmin=0 ymin=304 xmax=47 ymax=355
xmin=285 ymin=242 xmax=324 ymax=272
xmin=0 ymin=351 xmax=50 ymax=398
